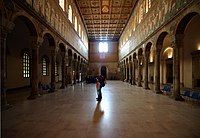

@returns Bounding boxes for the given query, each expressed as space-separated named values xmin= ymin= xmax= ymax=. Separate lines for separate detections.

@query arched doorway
xmin=101 ymin=66 xmax=107 ymax=79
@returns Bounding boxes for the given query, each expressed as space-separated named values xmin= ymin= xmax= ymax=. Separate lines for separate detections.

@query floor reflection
xmin=93 ymin=101 xmax=104 ymax=123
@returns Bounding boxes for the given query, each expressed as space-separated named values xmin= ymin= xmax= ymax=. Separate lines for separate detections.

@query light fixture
xmin=198 ymin=43 xmax=200 ymax=50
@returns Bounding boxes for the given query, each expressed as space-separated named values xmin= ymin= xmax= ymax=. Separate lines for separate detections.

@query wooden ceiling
xmin=75 ymin=0 xmax=137 ymax=41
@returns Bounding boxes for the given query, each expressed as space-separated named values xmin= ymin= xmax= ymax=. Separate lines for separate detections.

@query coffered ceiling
xmin=75 ymin=0 xmax=137 ymax=41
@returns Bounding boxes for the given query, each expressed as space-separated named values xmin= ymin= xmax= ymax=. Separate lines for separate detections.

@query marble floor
xmin=2 ymin=81 xmax=200 ymax=138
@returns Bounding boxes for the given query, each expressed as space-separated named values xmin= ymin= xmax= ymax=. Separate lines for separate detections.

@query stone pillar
xmin=137 ymin=56 xmax=142 ymax=87
xmin=1 ymin=20 xmax=15 ymax=107
xmin=76 ymin=61 xmax=80 ymax=82
xmin=28 ymin=39 xmax=42 ymax=99
xmin=144 ymin=52 xmax=150 ymax=89
xmin=49 ymin=48 xmax=56 ymax=92
xmin=68 ymin=56 xmax=72 ymax=85
xmin=155 ymin=47 xmax=162 ymax=93
xmin=60 ymin=52 xmax=66 ymax=89
xmin=123 ymin=63 xmax=125 ymax=81
xmin=132 ymin=59 xmax=136 ymax=85
xmin=129 ymin=61 xmax=132 ymax=84
xmin=73 ymin=59 xmax=77 ymax=84
xmin=172 ymin=35 xmax=183 ymax=100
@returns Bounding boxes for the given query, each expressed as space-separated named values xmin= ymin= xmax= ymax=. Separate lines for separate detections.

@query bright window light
xmin=99 ymin=42 xmax=108 ymax=53
xmin=59 ymin=0 xmax=65 ymax=11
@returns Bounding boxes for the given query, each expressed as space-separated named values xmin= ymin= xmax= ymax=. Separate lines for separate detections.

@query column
xmin=60 ymin=52 xmax=66 ymax=89
xmin=28 ymin=40 xmax=42 ymax=99
xmin=137 ymin=56 xmax=142 ymax=87
xmin=172 ymin=34 xmax=183 ymax=100
xmin=73 ymin=59 xmax=77 ymax=84
xmin=76 ymin=61 xmax=80 ymax=83
xmin=1 ymin=20 xmax=15 ymax=107
xmin=126 ymin=63 xmax=128 ymax=82
xmin=129 ymin=61 xmax=132 ymax=84
xmin=155 ymin=47 xmax=162 ymax=93
xmin=68 ymin=56 xmax=72 ymax=85
xmin=132 ymin=59 xmax=136 ymax=85
xmin=49 ymin=48 xmax=56 ymax=92
xmin=123 ymin=63 xmax=125 ymax=81
xmin=144 ymin=52 xmax=150 ymax=89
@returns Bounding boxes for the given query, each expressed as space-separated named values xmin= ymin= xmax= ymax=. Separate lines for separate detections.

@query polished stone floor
xmin=2 ymin=81 xmax=200 ymax=138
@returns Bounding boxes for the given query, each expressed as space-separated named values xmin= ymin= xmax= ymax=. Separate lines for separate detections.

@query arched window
xmin=79 ymin=24 xmax=81 ymax=37
xmin=74 ymin=16 xmax=78 ymax=31
xmin=68 ymin=5 xmax=72 ymax=23
xmin=148 ymin=0 xmax=151 ymax=9
xmin=55 ymin=62 xmax=58 ymax=76
xmin=22 ymin=53 xmax=30 ymax=78
xmin=59 ymin=0 xmax=65 ymax=11
xmin=42 ymin=57 xmax=49 ymax=76
xmin=139 ymin=4 xmax=143 ymax=23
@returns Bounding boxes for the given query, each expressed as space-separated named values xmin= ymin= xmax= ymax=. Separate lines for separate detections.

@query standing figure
xmin=96 ymin=78 xmax=102 ymax=101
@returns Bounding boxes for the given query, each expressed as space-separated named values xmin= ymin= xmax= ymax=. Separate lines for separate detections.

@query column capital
xmin=1 ymin=20 xmax=15 ymax=38
xmin=32 ymin=37 xmax=44 ymax=49
xmin=169 ymin=34 xmax=184 ymax=47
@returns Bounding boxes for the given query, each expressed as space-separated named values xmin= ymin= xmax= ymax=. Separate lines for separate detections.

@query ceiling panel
xmin=75 ymin=0 xmax=137 ymax=41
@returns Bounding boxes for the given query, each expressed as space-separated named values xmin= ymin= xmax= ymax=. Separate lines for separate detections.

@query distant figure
xmin=99 ymin=75 xmax=106 ymax=88
xmin=96 ymin=77 xmax=102 ymax=101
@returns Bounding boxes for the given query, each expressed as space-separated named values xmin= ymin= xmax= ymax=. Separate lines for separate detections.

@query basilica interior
xmin=1 ymin=0 xmax=200 ymax=137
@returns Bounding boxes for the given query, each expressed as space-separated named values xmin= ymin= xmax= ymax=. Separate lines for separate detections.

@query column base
xmin=27 ymin=94 xmax=37 ymax=100
xmin=175 ymin=95 xmax=184 ymax=101
xmin=145 ymin=87 xmax=150 ymax=90
xmin=156 ymin=90 xmax=163 ymax=94
xmin=1 ymin=104 xmax=12 ymax=111
xmin=60 ymin=85 xmax=66 ymax=89
xmin=137 ymin=84 xmax=142 ymax=87
xmin=48 ymin=88 xmax=55 ymax=93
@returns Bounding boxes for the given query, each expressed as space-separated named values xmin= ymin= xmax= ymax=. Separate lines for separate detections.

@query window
xmin=74 ymin=16 xmax=77 ymax=31
xmin=55 ymin=62 xmax=58 ymax=76
xmin=148 ymin=0 xmax=151 ymax=9
xmin=79 ymin=24 xmax=81 ymax=37
xmin=68 ymin=5 xmax=72 ymax=23
xmin=99 ymin=42 xmax=108 ymax=53
xmin=22 ymin=53 xmax=30 ymax=78
xmin=59 ymin=0 xmax=65 ymax=11
xmin=42 ymin=57 xmax=48 ymax=76
xmin=139 ymin=5 xmax=143 ymax=23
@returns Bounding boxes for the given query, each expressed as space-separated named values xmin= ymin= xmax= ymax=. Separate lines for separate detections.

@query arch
xmin=43 ymin=33 xmax=55 ymax=46
xmin=145 ymin=42 xmax=152 ymax=54
xmin=101 ymin=65 xmax=107 ymax=78
xmin=138 ymin=48 xmax=143 ymax=56
xmin=156 ymin=32 xmax=168 ymax=48
xmin=126 ymin=57 xmax=128 ymax=63
xmin=68 ymin=49 xmax=72 ymax=57
xmin=74 ymin=53 xmax=77 ymax=60
xmin=59 ymin=43 xmax=66 ymax=52
xmin=78 ymin=56 xmax=80 ymax=61
xmin=129 ymin=55 xmax=132 ymax=61
xmin=133 ymin=53 xmax=136 ymax=59
xmin=176 ymin=12 xmax=199 ymax=34
xmin=11 ymin=14 xmax=38 ymax=36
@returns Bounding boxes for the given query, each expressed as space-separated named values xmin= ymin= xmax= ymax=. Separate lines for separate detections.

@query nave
xmin=2 ymin=81 xmax=200 ymax=138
